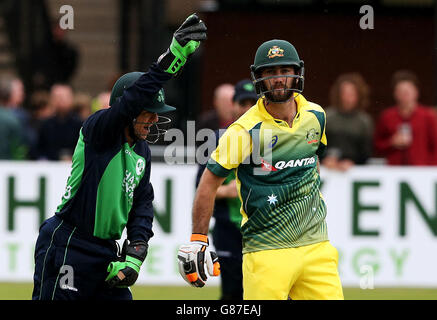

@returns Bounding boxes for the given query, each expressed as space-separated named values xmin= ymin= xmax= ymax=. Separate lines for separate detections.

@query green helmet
xmin=110 ymin=72 xmax=175 ymax=143
xmin=250 ymin=39 xmax=305 ymax=101
xmin=109 ymin=72 xmax=176 ymax=114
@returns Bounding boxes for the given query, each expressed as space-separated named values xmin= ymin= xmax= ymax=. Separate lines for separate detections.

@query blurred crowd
xmin=0 ymin=74 xmax=111 ymax=161
xmin=324 ymin=70 xmax=437 ymax=168
xmin=1 ymin=69 xmax=437 ymax=167
xmin=199 ymin=70 xmax=437 ymax=169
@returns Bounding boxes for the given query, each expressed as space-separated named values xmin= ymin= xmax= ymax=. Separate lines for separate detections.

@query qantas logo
xmin=260 ymin=156 xmax=316 ymax=171
xmin=261 ymin=159 xmax=277 ymax=171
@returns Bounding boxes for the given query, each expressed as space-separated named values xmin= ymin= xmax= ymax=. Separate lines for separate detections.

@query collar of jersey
xmin=257 ymin=93 xmax=307 ymax=131
xmin=122 ymin=133 xmax=137 ymax=150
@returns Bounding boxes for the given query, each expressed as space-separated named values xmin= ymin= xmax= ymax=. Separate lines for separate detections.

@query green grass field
xmin=0 ymin=283 xmax=436 ymax=300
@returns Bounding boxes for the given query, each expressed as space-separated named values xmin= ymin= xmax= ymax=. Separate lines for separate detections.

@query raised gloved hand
xmin=157 ymin=13 xmax=207 ymax=76
xmin=105 ymin=239 xmax=148 ymax=288
xmin=177 ymin=234 xmax=220 ymax=288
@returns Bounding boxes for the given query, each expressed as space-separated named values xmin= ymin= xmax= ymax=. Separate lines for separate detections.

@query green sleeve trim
xmin=224 ymin=170 xmax=236 ymax=184
xmin=206 ymin=159 xmax=232 ymax=178
xmin=308 ymin=110 xmax=326 ymax=134
xmin=56 ymin=129 xmax=85 ymax=213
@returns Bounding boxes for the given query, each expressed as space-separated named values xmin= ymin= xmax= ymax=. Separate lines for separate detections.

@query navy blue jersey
xmin=56 ymin=63 xmax=171 ymax=242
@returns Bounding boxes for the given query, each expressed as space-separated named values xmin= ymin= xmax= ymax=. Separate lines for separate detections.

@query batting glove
xmin=105 ymin=239 xmax=148 ymax=288
xmin=157 ymin=13 xmax=207 ymax=76
xmin=177 ymin=234 xmax=220 ymax=288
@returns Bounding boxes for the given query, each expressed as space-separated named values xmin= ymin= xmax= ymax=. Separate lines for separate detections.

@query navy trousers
xmin=32 ymin=215 xmax=132 ymax=300
xmin=212 ymin=220 xmax=243 ymax=300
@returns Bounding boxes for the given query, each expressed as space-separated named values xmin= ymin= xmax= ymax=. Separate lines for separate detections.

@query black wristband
xmin=126 ymin=240 xmax=148 ymax=262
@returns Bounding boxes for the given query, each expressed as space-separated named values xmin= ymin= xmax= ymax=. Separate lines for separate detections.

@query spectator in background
xmin=29 ymin=90 xmax=53 ymax=122
xmin=233 ymin=79 xmax=258 ymax=119
xmin=36 ymin=83 xmax=82 ymax=161
xmin=322 ymin=73 xmax=373 ymax=171
xmin=6 ymin=76 xmax=25 ymax=108
xmin=374 ymin=70 xmax=437 ymax=165
xmin=28 ymin=91 xmax=52 ymax=159
xmin=4 ymin=76 xmax=37 ymax=159
xmin=0 ymin=76 xmax=27 ymax=159
xmin=90 ymin=74 xmax=121 ymax=114
xmin=73 ymin=92 xmax=92 ymax=121
xmin=33 ymin=22 xmax=79 ymax=90
xmin=91 ymin=91 xmax=111 ymax=113
xmin=197 ymin=83 xmax=235 ymax=132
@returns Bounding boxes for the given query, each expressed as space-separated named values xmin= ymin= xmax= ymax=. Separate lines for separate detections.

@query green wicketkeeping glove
xmin=105 ymin=239 xmax=148 ymax=288
xmin=157 ymin=13 xmax=207 ymax=76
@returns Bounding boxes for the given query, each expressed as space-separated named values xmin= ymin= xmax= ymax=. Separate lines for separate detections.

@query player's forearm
xmin=192 ymin=187 xmax=216 ymax=234
xmin=191 ymin=168 xmax=226 ymax=235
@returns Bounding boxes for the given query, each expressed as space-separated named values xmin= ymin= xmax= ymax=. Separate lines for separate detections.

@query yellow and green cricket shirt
xmin=206 ymin=94 xmax=329 ymax=253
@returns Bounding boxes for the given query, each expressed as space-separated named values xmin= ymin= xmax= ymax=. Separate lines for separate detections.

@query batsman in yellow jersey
xmin=177 ymin=39 xmax=343 ymax=300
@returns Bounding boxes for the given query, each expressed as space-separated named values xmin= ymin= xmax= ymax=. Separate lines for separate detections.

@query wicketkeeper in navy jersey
xmin=32 ymin=14 xmax=207 ymax=300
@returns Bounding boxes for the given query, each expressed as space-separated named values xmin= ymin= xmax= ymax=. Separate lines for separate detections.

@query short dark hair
xmin=391 ymin=70 xmax=420 ymax=90
xmin=30 ymin=90 xmax=50 ymax=111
